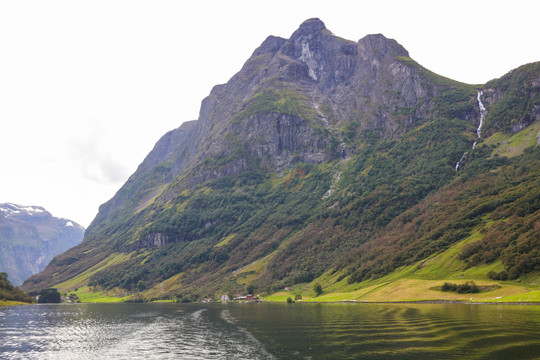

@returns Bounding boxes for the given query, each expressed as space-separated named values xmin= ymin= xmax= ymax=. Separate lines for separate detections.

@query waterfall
xmin=456 ymin=91 xmax=486 ymax=169
xmin=472 ymin=91 xmax=486 ymax=149
xmin=455 ymin=152 xmax=467 ymax=171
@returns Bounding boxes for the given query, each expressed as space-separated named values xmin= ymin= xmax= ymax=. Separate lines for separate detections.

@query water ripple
xmin=1 ymin=303 xmax=540 ymax=359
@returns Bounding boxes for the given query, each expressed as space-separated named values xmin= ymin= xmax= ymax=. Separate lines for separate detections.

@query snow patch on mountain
xmin=0 ymin=203 xmax=46 ymax=216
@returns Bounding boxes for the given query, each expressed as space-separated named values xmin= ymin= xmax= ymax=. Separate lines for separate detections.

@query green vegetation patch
xmin=54 ymin=252 xmax=134 ymax=292
xmin=483 ymin=121 xmax=540 ymax=157
xmin=494 ymin=290 xmax=540 ymax=303
xmin=0 ymin=272 xmax=33 ymax=303
xmin=439 ymin=281 xmax=481 ymax=293
xmin=0 ymin=300 xmax=30 ymax=306
xmin=234 ymin=87 xmax=316 ymax=121
xmin=483 ymin=61 xmax=540 ymax=135
xmin=72 ymin=286 xmax=129 ymax=303
xmin=215 ymin=233 xmax=236 ymax=248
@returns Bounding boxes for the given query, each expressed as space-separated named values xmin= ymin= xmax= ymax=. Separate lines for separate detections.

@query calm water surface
xmin=1 ymin=302 xmax=539 ymax=359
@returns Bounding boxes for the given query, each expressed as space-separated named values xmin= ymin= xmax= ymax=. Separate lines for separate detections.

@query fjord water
xmin=1 ymin=303 xmax=539 ymax=359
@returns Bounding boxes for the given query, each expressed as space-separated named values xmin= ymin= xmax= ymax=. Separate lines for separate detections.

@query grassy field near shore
xmin=0 ymin=300 xmax=30 ymax=306
xmin=265 ymin=278 xmax=540 ymax=304
xmin=264 ymin=223 xmax=540 ymax=304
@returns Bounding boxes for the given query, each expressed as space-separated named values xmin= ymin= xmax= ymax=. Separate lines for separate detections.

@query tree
xmin=313 ymin=283 xmax=323 ymax=296
xmin=0 ymin=272 xmax=13 ymax=290
xmin=0 ymin=273 xmax=33 ymax=303
xmin=246 ymin=284 xmax=255 ymax=295
xmin=488 ymin=270 xmax=509 ymax=281
xmin=38 ymin=288 xmax=61 ymax=303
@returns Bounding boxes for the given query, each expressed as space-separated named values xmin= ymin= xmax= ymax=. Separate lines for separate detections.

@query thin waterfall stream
xmin=473 ymin=90 xmax=486 ymax=149
xmin=455 ymin=153 xmax=467 ymax=171
xmin=455 ymin=91 xmax=486 ymax=170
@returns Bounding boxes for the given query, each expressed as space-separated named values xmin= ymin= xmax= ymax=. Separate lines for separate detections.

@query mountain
xmin=22 ymin=19 xmax=540 ymax=302
xmin=0 ymin=203 xmax=85 ymax=286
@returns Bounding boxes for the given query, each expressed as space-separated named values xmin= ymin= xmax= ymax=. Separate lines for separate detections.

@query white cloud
xmin=68 ymin=119 xmax=130 ymax=185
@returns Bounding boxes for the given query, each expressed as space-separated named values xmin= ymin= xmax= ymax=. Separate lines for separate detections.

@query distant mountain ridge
xmin=0 ymin=203 xmax=84 ymax=285
xmin=23 ymin=19 xmax=539 ymax=302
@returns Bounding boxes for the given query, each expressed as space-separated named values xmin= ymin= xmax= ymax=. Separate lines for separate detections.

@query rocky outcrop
xmin=481 ymin=62 xmax=540 ymax=135
xmin=139 ymin=232 xmax=176 ymax=248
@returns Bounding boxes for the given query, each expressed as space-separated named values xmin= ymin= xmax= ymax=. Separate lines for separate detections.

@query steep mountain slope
xmin=0 ymin=203 xmax=84 ymax=285
xmin=0 ymin=272 xmax=33 ymax=304
xmin=23 ymin=19 xmax=539 ymax=301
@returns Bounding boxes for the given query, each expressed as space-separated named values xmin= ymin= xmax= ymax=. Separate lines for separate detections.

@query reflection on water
xmin=229 ymin=303 xmax=540 ymax=359
xmin=0 ymin=303 xmax=272 ymax=359
xmin=1 ymin=302 xmax=539 ymax=359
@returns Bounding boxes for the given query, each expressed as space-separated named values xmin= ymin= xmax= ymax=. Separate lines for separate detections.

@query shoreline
xmin=261 ymin=299 xmax=540 ymax=306
xmin=3 ymin=299 xmax=540 ymax=306
xmin=0 ymin=300 xmax=32 ymax=306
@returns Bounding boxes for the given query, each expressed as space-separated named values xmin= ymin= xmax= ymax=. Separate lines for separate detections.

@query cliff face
xmin=86 ymin=19 xmax=466 ymax=237
xmin=0 ymin=203 xmax=84 ymax=285
xmin=23 ymin=19 xmax=539 ymax=298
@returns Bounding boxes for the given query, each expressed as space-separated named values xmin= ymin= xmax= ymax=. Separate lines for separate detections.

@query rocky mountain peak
xmin=291 ymin=18 xmax=327 ymax=37
xmin=279 ymin=18 xmax=348 ymax=84
xmin=251 ymin=35 xmax=287 ymax=57
xmin=358 ymin=33 xmax=409 ymax=60
xmin=0 ymin=203 xmax=48 ymax=218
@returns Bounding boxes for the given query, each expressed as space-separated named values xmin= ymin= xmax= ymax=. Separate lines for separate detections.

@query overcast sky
xmin=1 ymin=0 xmax=539 ymax=228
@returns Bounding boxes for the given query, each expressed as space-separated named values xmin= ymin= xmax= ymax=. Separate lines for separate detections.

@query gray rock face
xmin=0 ymin=203 xmax=84 ymax=285
xmin=139 ymin=232 xmax=174 ymax=248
